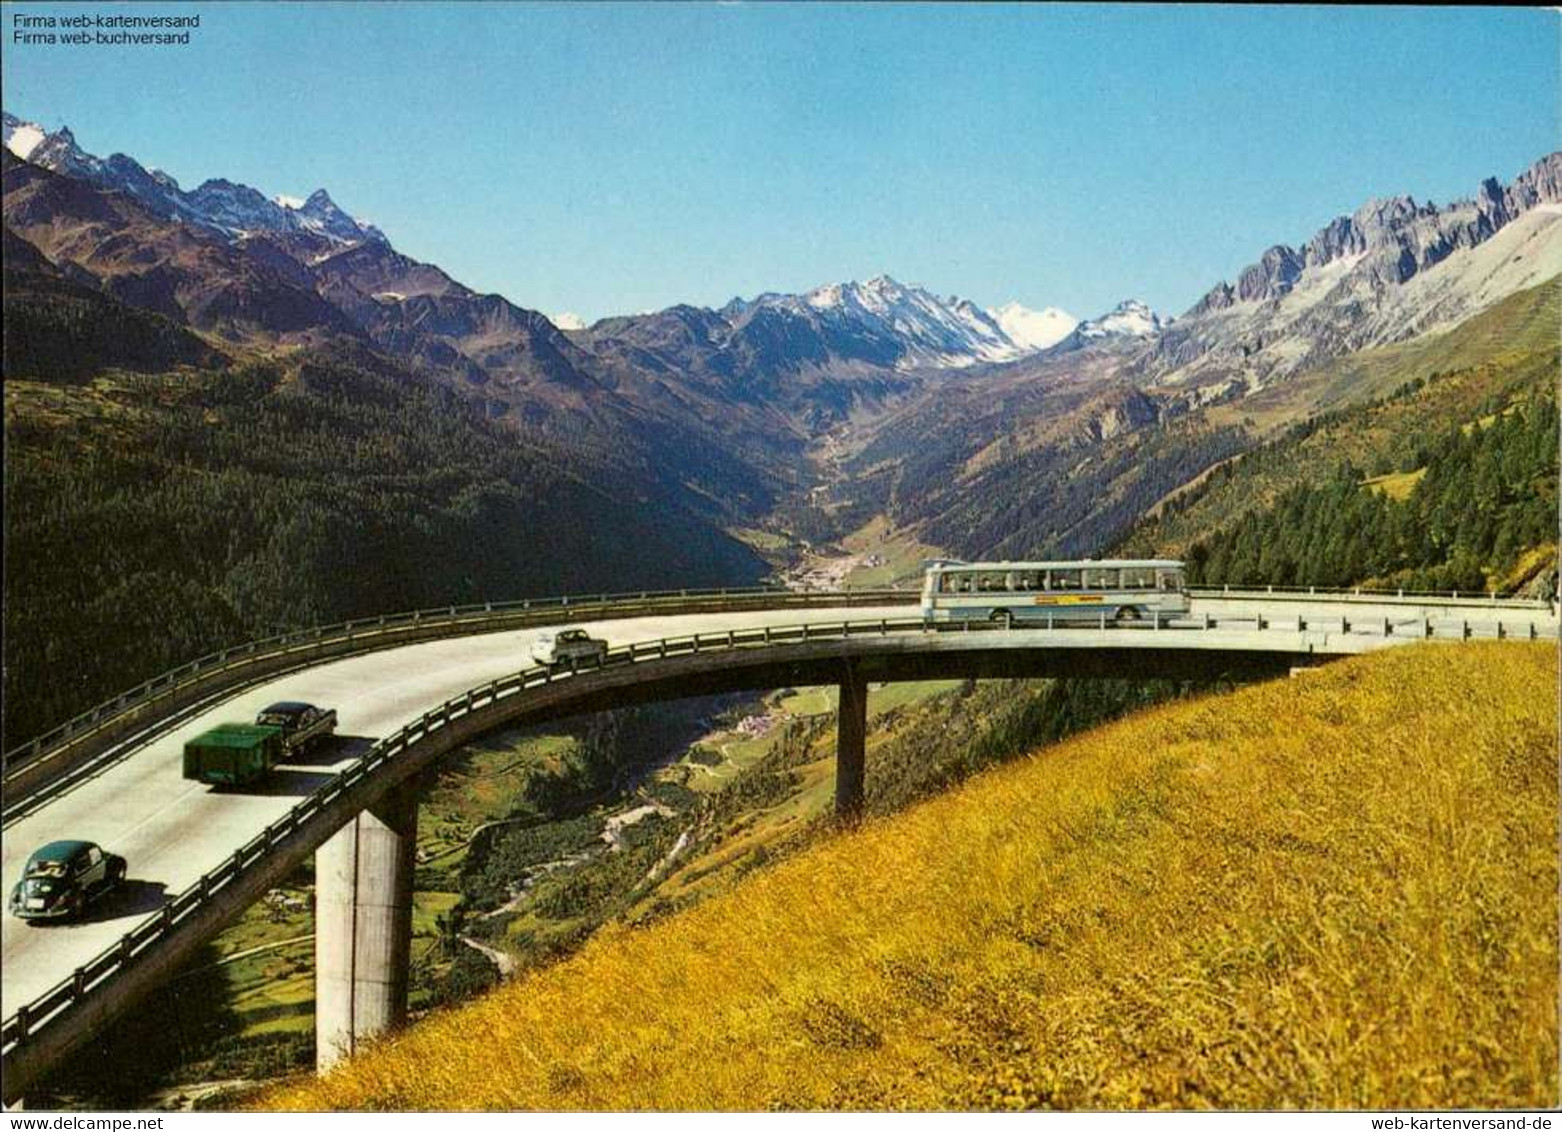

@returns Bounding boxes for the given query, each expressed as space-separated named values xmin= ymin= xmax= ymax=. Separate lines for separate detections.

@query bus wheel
xmin=1115 ymin=607 xmax=1140 ymax=623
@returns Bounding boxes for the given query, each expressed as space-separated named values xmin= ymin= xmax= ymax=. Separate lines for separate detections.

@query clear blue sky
xmin=2 ymin=3 xmax=1557 ymax=322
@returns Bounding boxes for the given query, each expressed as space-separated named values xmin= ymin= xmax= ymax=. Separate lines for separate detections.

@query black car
xmin=254 ymin=701 xmax=337 ymax=754
xmin=9 ymin=840 xmax=127 ymax=922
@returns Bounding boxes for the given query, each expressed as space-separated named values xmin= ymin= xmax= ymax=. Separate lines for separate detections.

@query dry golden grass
xmin=1361 ymin=467 xmax=1428 ymax=501
xmin=266 ymin=642 xmax=1558 ymax=1111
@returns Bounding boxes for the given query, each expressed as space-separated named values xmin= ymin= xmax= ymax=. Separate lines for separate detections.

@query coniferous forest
xmin=1185 ymin=398 xmax=1558 ymax=593
xmin=3 ymin=351 xmax=764 ymax=744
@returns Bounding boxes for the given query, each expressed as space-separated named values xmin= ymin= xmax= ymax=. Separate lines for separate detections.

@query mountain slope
xmin=8 ymin=109 xmax=1559 ymax=602
xmin=264 ymin=642 xmax=1558 ymax=1111
xmin=1132 ymin=153 xmax=1562 ymax=397
xmin=2 ymin=226 xmax=226 ymax=380
xmin=3 ymin=348 xmax=768 ymax=742
xmin=1121 ymin=276 xmax=1561 ymax=585
xmin=2 ymin=148 xmax=359 ymax=343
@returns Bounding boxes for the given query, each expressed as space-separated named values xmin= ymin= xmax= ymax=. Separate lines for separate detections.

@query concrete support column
xmin=315 ymin=779 xmax=417 ymax=1072
xmin=835 ymin=662 xmax=868 ymax=820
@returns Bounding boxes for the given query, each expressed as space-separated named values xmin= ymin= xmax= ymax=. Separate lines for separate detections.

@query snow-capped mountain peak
xmin=802 ymin=274 xmax=913 ymax=315
xmin=988 ymin=301 xmax=1079 ymax=351
xmin=291 ymin=188 xmax=384 ymax=242
xmin=1040 ymin=298 xmax=1167 ymax=356
xmin=747 ymin=274 xmax=1043 ymax=369
xmin=1075 ymin=299 xmax=1165 ymax=340
xmin=5 ymin=113 xmax=103 ymax=181
xmin=804 ymin=281 xmax=849 ymax=310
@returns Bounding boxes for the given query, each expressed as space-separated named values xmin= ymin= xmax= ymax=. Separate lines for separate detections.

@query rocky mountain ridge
xmin=1138 ymin=152 xmax=1562 ymax=395
xmin=2 ymin=112 xmax=385 ymax=246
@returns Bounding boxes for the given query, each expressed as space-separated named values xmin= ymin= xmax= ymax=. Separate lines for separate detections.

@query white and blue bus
xmin=920 ymin=559 xmax=1190 ymax=624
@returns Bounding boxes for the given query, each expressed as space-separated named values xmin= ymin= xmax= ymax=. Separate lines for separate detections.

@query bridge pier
xmin=835 ymin=662 xmax=868 ymax=820
xmin=314 ymin=779 xmax=417 ymax=1072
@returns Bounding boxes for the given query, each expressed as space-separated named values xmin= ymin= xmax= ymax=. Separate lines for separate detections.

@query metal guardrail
xmin=2 ymin=586 xmax=913 ymax=789
xmin=1191 ymin=584 xmax=1548 ymax=605
xmin=8 ymin=581 xmax=1543 ymax=782
xmin=1 ymin=603 xmax=1551 ymax=1061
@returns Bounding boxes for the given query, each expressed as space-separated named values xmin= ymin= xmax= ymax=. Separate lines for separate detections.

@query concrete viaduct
xmin=0 ymin=586 xmax=1553 ymax=1103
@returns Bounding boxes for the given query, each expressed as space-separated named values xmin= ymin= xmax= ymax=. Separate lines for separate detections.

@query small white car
xmin=530 ymin=626 xmax=609 ymax=668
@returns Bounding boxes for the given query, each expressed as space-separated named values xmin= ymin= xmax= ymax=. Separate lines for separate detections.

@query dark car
xmin=254 ymin=701 xmax=337 ymax=754
xmin=9 ymin=840 xmax=126 ymax=922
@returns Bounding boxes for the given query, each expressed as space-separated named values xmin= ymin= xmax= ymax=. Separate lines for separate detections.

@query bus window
xmin=1120 ymin=566 xmax=1156 ymax=589
xmin=1083 ymin=567 xmax=1119 ymax=590
xmin=1050 ymin=569 xmax=1082 ymax=591
xmin=1158 ymin=569 xmax=1186 ymax=592
xmin=1017 ymin=571 xmax=1040 ymax=591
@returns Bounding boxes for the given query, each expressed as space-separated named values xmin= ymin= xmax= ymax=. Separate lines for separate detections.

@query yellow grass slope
xmin=268 ymin=642 xmax=1558 ymax=1111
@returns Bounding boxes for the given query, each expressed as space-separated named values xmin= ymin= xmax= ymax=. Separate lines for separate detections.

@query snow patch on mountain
xmin=2 ymin=113 xmax=44 ymax=160
xmin=988 ymin=301 xmax=1078 ymax=350
xmin=738 ymin=274 xmax=1051 ymax=369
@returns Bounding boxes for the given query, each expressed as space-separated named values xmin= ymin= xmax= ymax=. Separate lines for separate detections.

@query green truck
xmin=182 ymin=722 xmax=288 ymax=787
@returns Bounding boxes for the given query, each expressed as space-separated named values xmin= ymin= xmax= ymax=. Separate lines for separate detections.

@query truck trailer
xmin=182 ymin=722 xmax=288 ymax=787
